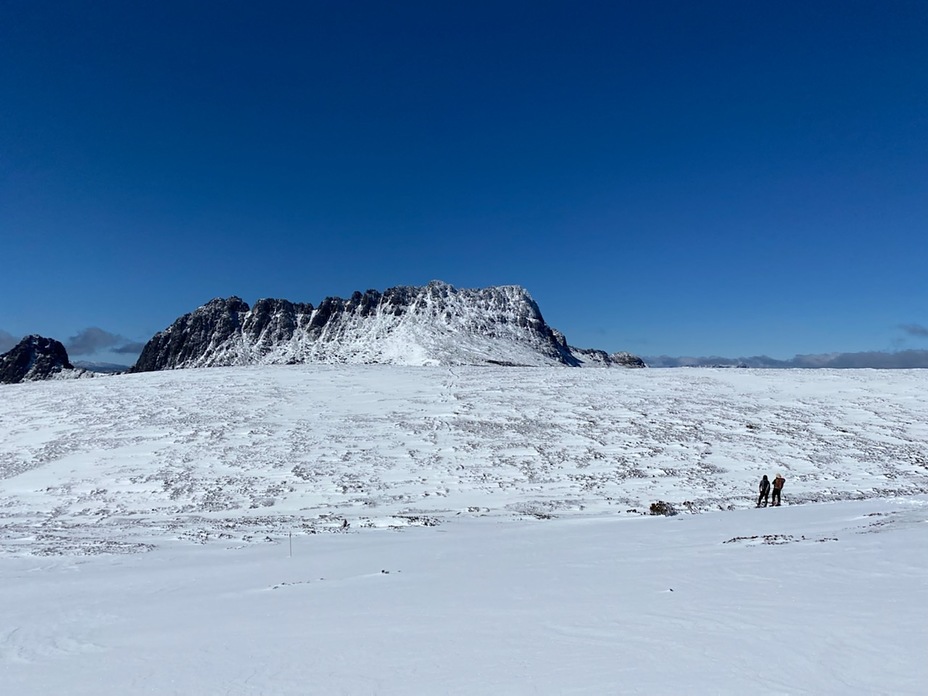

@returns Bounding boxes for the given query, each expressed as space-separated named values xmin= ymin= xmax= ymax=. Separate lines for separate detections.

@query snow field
xmin=1 ymin=365 xmax=928 ymax=693
xmin=1 ymin=366 xmax=927 ymax=554
xmin=2 ymin=498 xmax=926 ymax=694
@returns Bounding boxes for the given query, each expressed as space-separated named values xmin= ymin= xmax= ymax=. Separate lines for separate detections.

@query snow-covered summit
xmin=132 ymin=281 xmax=642 ymax=371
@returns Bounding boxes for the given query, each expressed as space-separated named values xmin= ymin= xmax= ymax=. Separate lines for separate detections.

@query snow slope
xmin=1 ymin=366 xmax=928 ymax=693
xmin=1 ymin=366 xmax=926 ymax=552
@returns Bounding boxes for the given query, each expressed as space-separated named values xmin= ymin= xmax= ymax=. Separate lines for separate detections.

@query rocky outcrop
xmin=0 ymin=335 xmax=79 ymax=384
xmin=132 ymin=281 xmax=643 ymax=371
xmin=570 ymin=347 xmax=648 ymax=368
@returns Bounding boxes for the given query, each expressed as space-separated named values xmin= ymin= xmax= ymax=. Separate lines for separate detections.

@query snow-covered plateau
xmin=2 ymin=366 xmax=927 ymax=694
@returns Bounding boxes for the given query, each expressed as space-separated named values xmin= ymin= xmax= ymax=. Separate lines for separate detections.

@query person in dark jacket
xmin=771 ymin=473 xmax=786 ymax=506
xmin=757 ymin=475 xmax=770 ymax=507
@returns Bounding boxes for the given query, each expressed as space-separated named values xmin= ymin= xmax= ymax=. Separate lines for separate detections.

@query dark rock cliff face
xmin=132 ymin=281 xmax=645 ymax=371
xmin=133 ymin=297 xmax=251 ymax=372
xmin=0 ymin=335 xmax=75 ymax=384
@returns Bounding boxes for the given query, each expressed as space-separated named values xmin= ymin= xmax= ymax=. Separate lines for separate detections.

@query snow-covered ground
xmin=2 ymin=366 xmax=928 ymax=693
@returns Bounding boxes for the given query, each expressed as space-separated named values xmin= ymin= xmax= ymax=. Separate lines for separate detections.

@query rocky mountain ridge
xmin=0 ymin=335 xmax=86 ymax=384
xmin=132 ymin=281 xmax=644 ymax=371
xmin=1 ymin=282 xmax=645 ymax=381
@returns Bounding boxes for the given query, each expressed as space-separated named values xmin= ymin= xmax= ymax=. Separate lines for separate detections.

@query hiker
xmin=772 ymin=473 xmax=786 ymax=506
xmin=757 ymin=475 xmax=770 ymax=507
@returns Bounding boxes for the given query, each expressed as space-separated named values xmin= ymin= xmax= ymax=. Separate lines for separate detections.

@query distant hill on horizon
xmin=644 ymin=350 xmax=928 ymax=369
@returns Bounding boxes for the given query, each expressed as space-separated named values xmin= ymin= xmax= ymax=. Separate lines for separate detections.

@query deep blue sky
xmin=2 ymin=1 xmax=927 ymax=364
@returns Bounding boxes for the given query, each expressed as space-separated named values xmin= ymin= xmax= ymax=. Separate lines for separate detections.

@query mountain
xmin=73 ymin=360 xmax=131 ymax=374
xmin=569 ymin=345 xmax=647 ymax=368
xmin=645 ymin=351 xmax=928 ymax=369
xmin=132 ymin=281 xmax=645 ymax=371
xmin=0 ymin=335 xmax=85 ymax=384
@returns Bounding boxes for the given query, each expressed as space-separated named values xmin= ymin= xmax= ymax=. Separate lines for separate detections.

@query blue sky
xmin=2 ymin=1 xmax=926 ymax=364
